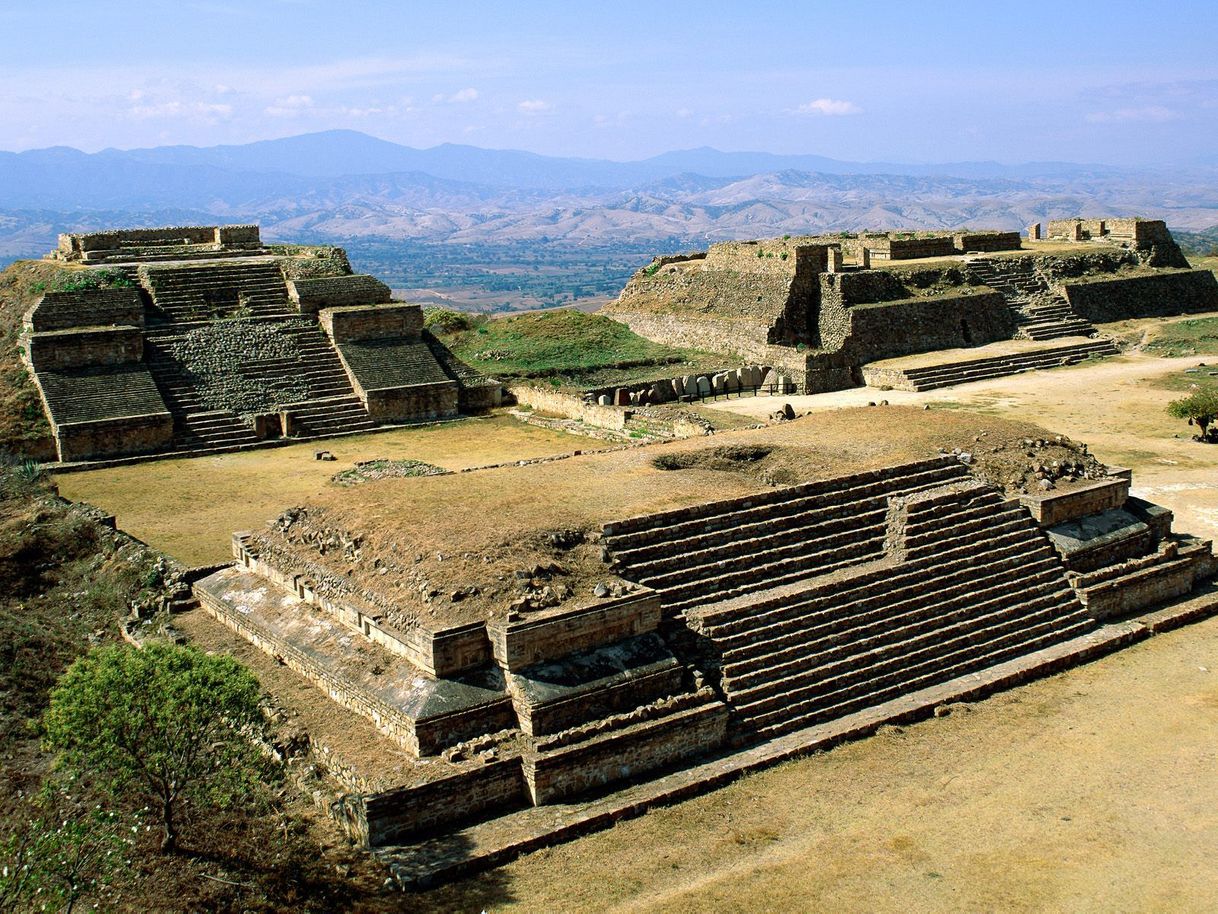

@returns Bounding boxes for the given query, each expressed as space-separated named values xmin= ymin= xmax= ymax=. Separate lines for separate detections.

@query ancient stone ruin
xmin=190 ymin=414 xmax=1217 ymax=884
xmin=22 ymin=224 xmax=500 ymax=463
xmin=604 ymin=219 xmax=1218 ymax=394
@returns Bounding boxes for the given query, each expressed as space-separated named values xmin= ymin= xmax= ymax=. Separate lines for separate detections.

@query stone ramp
xmin=602 ymin=457 xmax=971 ymax=616
xmin=689 ymin=479 xmax=1093 ymax=739
xmin=861 ymin=337 xmax=1118 ymax=391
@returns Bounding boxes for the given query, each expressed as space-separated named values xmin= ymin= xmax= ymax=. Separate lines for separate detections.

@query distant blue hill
xmin=0 ymin=129 xmax=1135 ymax=209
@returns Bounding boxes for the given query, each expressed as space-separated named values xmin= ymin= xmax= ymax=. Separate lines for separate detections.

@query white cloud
xmin=433 ymin=87 xmax=479 ymax=104
xmin=1085 ymin=105 xmax=1178 ymax=124
xmin=128 ymin=99 xmax=233 ymax=122
xmin=264 ymin=94 xmax=314 ymax=117
xmin=518 ymin=98 xmax=552 ymax=115
xmin=675 ymin=107 xmax=693 ymax=119
xmin=796 ymin=97 xmax=862 ymax=116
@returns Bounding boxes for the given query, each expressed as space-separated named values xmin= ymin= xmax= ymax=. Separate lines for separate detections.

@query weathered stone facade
xmin=607 ymin=220 xmax=1211 ymax=394
xmin=25 ymin=225 xmax=500 ymax=462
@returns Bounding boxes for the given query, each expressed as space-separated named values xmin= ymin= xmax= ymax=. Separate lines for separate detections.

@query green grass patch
xmin=1150 ymin=366 xmax=1218 ymax=394
xmin=1144 ymin=316 xmax=1218 ymax=358
xmin=427 ymin=307 xmax=727 ymax=379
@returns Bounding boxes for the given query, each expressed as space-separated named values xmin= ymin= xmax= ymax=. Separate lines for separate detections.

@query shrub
xmin=43 ymin=643 xmax=265 ymax=853
xmin=1167 ymin=388 xmax=1218 ymax=440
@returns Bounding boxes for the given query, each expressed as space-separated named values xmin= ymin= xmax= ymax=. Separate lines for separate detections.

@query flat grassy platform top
xmin=429 ymin=308 xmax=729 ymax=381
xmin=254 ymin=406 xmax=1099 ymax=633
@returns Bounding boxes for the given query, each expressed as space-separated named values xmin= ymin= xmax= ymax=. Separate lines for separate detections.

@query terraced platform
xmin=860 ymin=336 xmax=1119 ymax=392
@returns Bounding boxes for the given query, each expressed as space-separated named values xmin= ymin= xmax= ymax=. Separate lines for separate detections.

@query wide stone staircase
xmin=143 ymin=321 xmax=375 ymax=451
xmin=140 ymin=260 xmax=295 ymax=323
xmin=679 ymin=476 xmax=1093 ymax=740
xmin=965 ymin=258 xmax=1096 ymax=341
xmin=862 ymin=338 xmax=1119 ymax=392
xmin=602 ymin=458 xmax=973 ymax=617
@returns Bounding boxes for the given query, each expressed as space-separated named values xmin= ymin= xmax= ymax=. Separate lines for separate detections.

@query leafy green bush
xmin=1167 ymin=388 xmax=1218 ymax=439
xmin=43 ymin=643 xmax=265 ymax=853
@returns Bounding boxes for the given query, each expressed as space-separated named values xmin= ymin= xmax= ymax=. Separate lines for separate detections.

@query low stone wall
xmin=25 ymin=326 xmax=143 ymax=370
xmin=287 ymin=275 xmax=393 ymax=316
xmin=363 ymin=383 xmax=459 ymax=422
xmin=54 ymin=413 xmax=174 ymax=463
xmin=519 ymin=663 xmax=687 ymax=737
xmin=349 ymin=758 xmax=529 ymax=847
xmin=1062 ymin=270 xmax=1218 ymax=323
xmin=24 ymin=289 xmax=145 ymax=332
xmin=320 ymin=303 xmax=423 ymax=342
xmin=509 ymin=385 xmax=628 ymax=431
xmin=487 ymin=593 xmax=663 ymax=671
xmin=1019 ymin=477 xmax=1130 ymax=527
xmin=866 ymin=236 xmax=956 ymax=260
xmin=523 ymin=701 xmax=728 ymax=804
xmin=954 ymin=232 xmax=1021 ymax=253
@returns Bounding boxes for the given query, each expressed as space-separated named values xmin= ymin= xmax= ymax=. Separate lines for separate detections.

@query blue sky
xmin=2 ymin=0 xmax=1215 ymax=164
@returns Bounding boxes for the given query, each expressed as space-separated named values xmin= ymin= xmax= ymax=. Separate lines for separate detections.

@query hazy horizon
xmin=2 ymin=0 xmax=1215 ymax=167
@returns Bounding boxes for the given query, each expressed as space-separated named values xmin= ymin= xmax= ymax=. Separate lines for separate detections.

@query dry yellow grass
xmin=52 ymin=416 xmax=585 ymax=566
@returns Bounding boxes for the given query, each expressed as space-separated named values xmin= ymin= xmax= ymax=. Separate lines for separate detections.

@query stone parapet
xmin=24 ymin=326 xmax=143 ymax=370
xmin=1019 ymin=476 xmax=1130 ymax=527
xmin=287 ymin=275 xmax=393 ymax=316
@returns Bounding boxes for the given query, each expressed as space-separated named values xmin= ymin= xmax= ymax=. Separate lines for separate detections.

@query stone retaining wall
xmin=287 ymin=275 xmax=393 ymax=316
xmin=349 ymin=758 xmax=530 ymax=847
xmin=54 ymin=413 xmax=174 ymax=463
xmin=25 ymin=326 xmax=143 ymax=370
xmin=1020 ymin=477 xmax=1130 ymax=527
xmin=523 ymin=701 xmax=728 ymax=804
xmin=24 ymin=289 xmax=145 ymax=332
xmin=1062 ymin=270 xmax=1218 ymax=323
xmin=488 ymin=593 xmax=663 ymax=671
xmin=319 ymin=303 xmax=424 ymax=342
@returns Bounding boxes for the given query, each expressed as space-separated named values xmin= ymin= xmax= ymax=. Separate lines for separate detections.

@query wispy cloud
xmin=264 ymin=94 xmax=315 ymax=118
xmin=796 ymin=97 xmax=861 ymax=116
xmin=433 ymin=87 xmax=479 ymax=104
xmin=518 ymin=98 xmax=552 ymax=115
xmin=1085 ymin=105 xmax=1179 ymax=124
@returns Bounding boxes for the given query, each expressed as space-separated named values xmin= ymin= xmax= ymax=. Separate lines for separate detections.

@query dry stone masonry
xmin=604 ymin=219 xmax=1217 ymax=394
xmin=188 ymin=417 xmax=1216 ymax=871
xmin=22 ymin=224 xmax=502 ymax=462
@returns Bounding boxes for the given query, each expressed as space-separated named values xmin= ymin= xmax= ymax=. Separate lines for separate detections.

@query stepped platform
xmin=861 ymin=336 xmax=1118 ymax=391
xmin=141 ymin=259 xmax=293 ymax=323
xmin=965 ymin=256 xmax=1098 ymax=341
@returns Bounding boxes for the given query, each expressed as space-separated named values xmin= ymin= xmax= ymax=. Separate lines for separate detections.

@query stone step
xmin=655 ymin=533 xmax=889 ymax=612
xmin=736 ymin=606 xmax=1092 ymax=734
xmin=723 ymin=570 xmax=1073 ymax=699
xmin=720 ymin=554 xmax=1068 ymax=688
xmin=745 ymin=615 xmax=1095 ymax=740
xmin=602 ymin=457 xmax=964 ymax=542
xmin=607 ymin=461 xmax=967 ymax=558
xmin=708 ymin=520 xmax=1054 ymax=642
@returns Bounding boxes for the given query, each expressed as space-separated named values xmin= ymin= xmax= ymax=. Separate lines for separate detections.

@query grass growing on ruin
xmin=426 ymin=307 xmax=730 ymax=381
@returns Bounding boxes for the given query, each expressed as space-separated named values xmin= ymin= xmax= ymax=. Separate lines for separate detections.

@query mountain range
xmin=2 ymin=130 xmax=1216 ymax=261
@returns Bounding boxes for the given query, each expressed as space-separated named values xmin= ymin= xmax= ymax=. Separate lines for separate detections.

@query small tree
xmin=1167 ymin=388 xmax=1218 ymax=441
xmin=42 ymin=643 xmax=264 ymax=854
